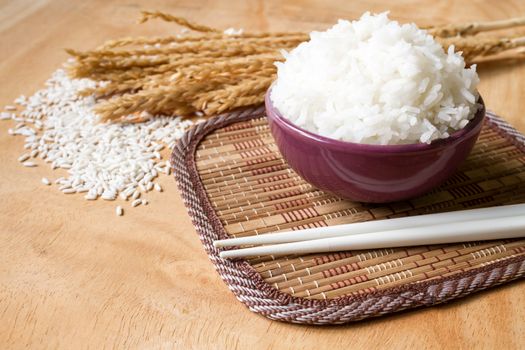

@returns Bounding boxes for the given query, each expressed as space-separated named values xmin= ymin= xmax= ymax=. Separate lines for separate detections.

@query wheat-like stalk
xmin=67 ymin=11 xmax=525 ymax=122
xmin=80 ymin=53 xmax=278 ymax=81
xmin=68 ymin=41 xmax=296 ymax=74
xmin=79 ymin=35 xmax=306 ymax=59
xmin=98 ymin=31 xmax=307 ymax=50
xmin=428 ymin=16 xmax=525 ymax=38
xmin=139 ymin=10 xmax=220 ymax=32
xmin=195 ymin=77 xmax=275 ymax=114
xmin=438 ymin=36 xmax=524 ymax=61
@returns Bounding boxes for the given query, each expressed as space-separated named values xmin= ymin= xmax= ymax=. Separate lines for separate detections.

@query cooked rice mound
xmin=271 ymin=12 xmax=480 ymax=145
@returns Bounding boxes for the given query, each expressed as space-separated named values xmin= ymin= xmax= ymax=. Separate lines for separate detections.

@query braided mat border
xmin=171 ymin=106 xmax=525 ymax=324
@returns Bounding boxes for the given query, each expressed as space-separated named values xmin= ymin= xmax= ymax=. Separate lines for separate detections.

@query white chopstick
xmin=219 ymin=215 xmax=525 ymax=259
xmin=214 ymin=203 xmax=525 ymax=248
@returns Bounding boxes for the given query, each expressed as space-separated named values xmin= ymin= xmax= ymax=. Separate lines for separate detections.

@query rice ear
xmin=139 ymin=10 xmax=220 ymax=32
xmin=65 ymin=12 xmax=525 ymax=123
xmin=437 ymin=35 xmax=525 ymax=61
xmin=428 ymin=17 xmax=525 ymax=38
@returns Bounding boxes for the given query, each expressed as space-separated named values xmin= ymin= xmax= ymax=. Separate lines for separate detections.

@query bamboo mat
xmin=172 ymin=106 xmax=525 ymax=324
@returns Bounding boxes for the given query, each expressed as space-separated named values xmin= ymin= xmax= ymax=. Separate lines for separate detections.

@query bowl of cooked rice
xmin=265 ymin=12 xmax=485 ymax=203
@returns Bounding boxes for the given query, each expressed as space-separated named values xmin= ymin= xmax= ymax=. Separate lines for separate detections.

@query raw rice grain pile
xmin=3 ymin=67 xmax=196 ymax=214
xmin=271 ymin=12 xmax=480 ymax=145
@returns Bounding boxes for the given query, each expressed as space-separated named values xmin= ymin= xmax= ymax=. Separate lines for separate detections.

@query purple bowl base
xmin=265 ymin=91 xmax=486 ymax=203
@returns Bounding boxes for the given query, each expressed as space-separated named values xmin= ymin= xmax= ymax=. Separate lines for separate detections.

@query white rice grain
xmin=0 ymin=112 xmax=12 ymax=120
xmin=18 ymin=154 xmax=30 ymax=162
xmin=6 ymin=68 xmax=196 ymax=210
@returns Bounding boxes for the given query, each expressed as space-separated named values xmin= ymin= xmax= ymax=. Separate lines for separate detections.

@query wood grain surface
xmin=1 ymin=0 xmax=524 ymax=348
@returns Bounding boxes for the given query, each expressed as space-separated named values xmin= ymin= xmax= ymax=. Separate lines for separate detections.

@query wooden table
xmin=1 ymin=0 xmax=524 ymax=348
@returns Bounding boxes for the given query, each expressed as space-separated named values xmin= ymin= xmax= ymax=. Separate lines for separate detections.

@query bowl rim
xmin=265 ymin=88 xmax=486 ymax=154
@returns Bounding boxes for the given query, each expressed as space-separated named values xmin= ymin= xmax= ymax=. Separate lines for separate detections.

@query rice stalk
xmin=80 ymin=53 xmax=278 ymax=81
xmin=98 ymin=31 xmax=307 ymax=50
xmin=94 ymin=86 xmax=199 ymax=120
xmin=139 ymin=10 xmax=306 ymax=38
xmin=139 ymin=10 xmax=220 ymax=32
xmin=438 ymin=35 xmax=525 ymax=61
xmin=68 ymin=40 xmax=297 ymax=74
xmin=66 ymin=11 xmax=525 ymax=122
xmin=196 ymin=77 xmax=274 ymax=114
xmin=428 ymin=16 xmax=525 ymax=38
xmin=80 ymin=35 xmax=305 ymax=59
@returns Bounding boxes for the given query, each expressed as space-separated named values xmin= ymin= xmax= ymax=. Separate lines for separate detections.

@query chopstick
xmin=219 ymin=216 xmax=525 ymax=259
xmin=214 ymin=203 xmax=525 ymax=248
xmin=217 ymin=205 xmax=525 ymax=259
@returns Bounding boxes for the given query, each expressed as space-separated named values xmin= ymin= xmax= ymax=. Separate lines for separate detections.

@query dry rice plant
xmin=67 ymin=11 xmax=525 ymax=122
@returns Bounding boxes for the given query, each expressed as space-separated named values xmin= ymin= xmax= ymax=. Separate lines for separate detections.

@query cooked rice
xmin=271 ymin=12 xmax=480 ymax=145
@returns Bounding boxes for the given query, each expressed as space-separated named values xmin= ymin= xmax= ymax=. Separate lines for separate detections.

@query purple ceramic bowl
xmin=265 ymin=90 xmax=486 ymax=203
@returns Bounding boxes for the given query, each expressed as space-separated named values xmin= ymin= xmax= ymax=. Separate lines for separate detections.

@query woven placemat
xmin=172 ymin=106 xmax=525 ymax=324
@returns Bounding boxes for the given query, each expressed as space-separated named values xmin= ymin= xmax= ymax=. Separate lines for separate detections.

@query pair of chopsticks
xmin=215 ymin=204 xmax=525 ymax=259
